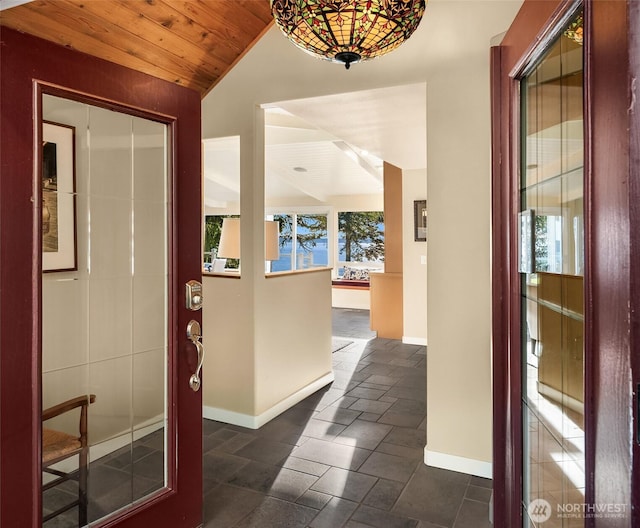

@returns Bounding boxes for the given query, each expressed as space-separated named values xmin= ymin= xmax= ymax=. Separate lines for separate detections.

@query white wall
xmin=256 ymin=271 xmax=333 ymax=415
xmin=201 ymin=276 xmax=255 ymax=416
xmin=202 ymin=270 xmax=333 ymax=428
xmin=403 ymin=169 xmax=428 ymax=345
xmin=424 ymin=60 xmax=494 ymax=478
xmin=202 ymin=0 xmax=522 ymax=472
xmin=332 ymin=287 xmax=370 ymax=310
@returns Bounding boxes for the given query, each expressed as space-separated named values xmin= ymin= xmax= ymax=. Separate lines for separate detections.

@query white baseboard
xmin=203 ymin=371 xmax=335 ymax=429
xmin=402 ymin=336 xmax=427 ymax=346
xmin=425 ymin=448 xmax=492 ymax=479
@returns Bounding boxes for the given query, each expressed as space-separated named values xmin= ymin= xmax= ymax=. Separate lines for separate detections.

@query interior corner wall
xmin=425 ymin=61 xmax=493 ymax=477
xmin=402 ymin=169 xmax=428 ymax=345
xmin=255 ymin=270 xmax=333 ymax=417
xmin=200 ymin=102 xmax=334 ymax=428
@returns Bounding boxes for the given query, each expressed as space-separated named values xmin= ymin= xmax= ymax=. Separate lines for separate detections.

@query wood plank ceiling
xmin=0 ymin=0 xmax=274 ymax=96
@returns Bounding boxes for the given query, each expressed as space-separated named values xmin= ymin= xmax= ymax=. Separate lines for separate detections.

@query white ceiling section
xmin=273 ymin=83 xmax=427 ymax=171
xmin=264 ymin=107 xmax=385 ymax=201
xmin=204 ymin=100 xmax=395 ymax=212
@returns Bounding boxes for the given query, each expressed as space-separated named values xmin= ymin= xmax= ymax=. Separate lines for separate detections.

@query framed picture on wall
xmin=414 ymin=200 xmax=427 ymax=241
xmin=42 ymin=121 xmax=77 ymax=272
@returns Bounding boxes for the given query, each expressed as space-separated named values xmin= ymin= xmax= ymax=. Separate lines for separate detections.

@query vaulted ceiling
xmin=2 ymin=1 xmax=522 ymax=207
xmin=0 ymin=0 xmax=425 ymax=206
xmin=0 ymin=0 xmax=274 ymax=95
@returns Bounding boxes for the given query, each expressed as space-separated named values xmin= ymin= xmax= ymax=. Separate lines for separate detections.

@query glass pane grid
xmin=42 ymin=95 xmax=168 ymax=527
xmin=519 ymin=9 xmax=584 ymax=528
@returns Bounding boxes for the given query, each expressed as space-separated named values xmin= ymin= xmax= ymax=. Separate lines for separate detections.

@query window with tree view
xmin=338 ymin=211 xmax=385 ymax=277
xmin=272 ymin=213 xmax=328 ymax=272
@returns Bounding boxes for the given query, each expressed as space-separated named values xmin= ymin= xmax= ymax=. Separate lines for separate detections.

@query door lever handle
xmin=186 ymin=320 xmax=204 ymax=392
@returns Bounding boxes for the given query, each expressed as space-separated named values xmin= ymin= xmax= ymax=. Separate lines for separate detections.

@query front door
xmin=491 ymin=1 xmax=637 ymax=526
xmin=0 ymin=28 xmax=202 ymax=528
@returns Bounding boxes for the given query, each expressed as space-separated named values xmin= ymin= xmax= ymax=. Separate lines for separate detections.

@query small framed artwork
xmin=414 ymin=200 xmax=427 ymax=241
xmin=518 ymin=209 xmax=534 ymax=274
xmin=42 ymin=121 xmax=77 ymax=272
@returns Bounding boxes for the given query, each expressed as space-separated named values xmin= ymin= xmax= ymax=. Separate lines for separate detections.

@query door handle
xmin=186 ymin=320 xmax=204 ymax=392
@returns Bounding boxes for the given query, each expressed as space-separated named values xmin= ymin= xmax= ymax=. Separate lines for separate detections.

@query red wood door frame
xmin=491 ymin=1 xmax=637 ymax=526
xmin=0 ymin=28 xmax=202 ymax=527
xmin=586 ymin=1 xmax=634 ymax=523
xmin=630 ymin=2 xmax=640 ymax=524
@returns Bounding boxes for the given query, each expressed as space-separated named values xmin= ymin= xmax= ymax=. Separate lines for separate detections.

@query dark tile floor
xmin=43 ymin=308 xmax=493 ymax=527
xmin=43 ymin=429 xmax=165 ymax=527
xmin=202 ymin=308 xmax=493 ymax=528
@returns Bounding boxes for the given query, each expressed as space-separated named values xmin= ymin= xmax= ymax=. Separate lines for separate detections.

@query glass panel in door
xmin=41 ymin=95 xmax=168 ymax=526
xmin=520 ymin=10 xmax=584 ymax=527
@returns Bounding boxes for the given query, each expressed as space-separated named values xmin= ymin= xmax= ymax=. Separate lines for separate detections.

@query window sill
xmin=203 ymin=271 xmax=241 ymax=279
xmin=266 ymin=267 xmax=331 ymax=279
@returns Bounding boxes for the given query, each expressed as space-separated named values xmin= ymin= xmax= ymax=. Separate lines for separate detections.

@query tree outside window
xmin=273 ymin=214 xmax=328 ymax=271
xmin=338 ymin=211 xmax=385 ymax=263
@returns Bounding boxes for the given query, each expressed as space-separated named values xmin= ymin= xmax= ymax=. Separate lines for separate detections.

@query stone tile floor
xmin=43 ymin=430 xmax=165 ymax=527
xmin=43 ymin=308 xmax=493 ymax=527
xmin=202 ymin=308 xmax=493 ymax=527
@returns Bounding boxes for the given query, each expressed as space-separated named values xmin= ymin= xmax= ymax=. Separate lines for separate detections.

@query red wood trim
xmin=491 ymin=43 xmax=520 ymax=528
xmin=506 ymin=60 xmax=524 ymax=528
xmin=629 ymin=0 xmax=640 ymax=522
xmin=581 ymin=3 xmax=596 ymax=520
xmin=1 ymin=31 xmax=42 ymax=528
xmin=507 ymin=0 xmax=580 ymax=79
xmin=490 ymin=43 xmax=508 ymax=526
xmin=587 ymin=0 xmax=633 ymax=521
xmin=331 ymin=280 xmax=370 ymax=289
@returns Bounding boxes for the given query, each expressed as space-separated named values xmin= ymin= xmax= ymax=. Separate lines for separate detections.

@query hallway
xmin=202 ymin=309 xmax=492 ymax=527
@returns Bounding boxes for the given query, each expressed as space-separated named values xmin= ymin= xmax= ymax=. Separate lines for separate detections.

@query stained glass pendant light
xmin=271 ymin=0 xmax=426 ymax=69
xmin=563 ymin=12 xmax=583 ymax=45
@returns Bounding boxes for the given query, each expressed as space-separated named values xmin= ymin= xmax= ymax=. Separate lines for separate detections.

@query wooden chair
xmin=42 ymin=394 xmax=96 ymax=526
